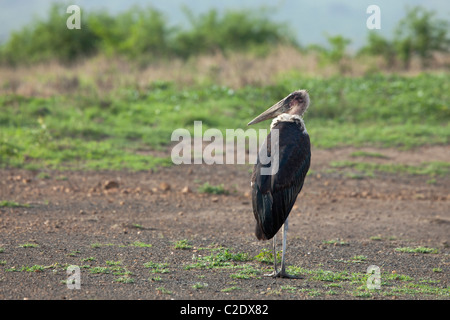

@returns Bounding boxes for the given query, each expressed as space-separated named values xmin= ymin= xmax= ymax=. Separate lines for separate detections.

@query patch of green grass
xmin=1 ymin=74 xmax=448 ymax=171
xmin=351 ymin=255 xmax=368 ymax=263
xmin=335 ymin=255 xmax=368 ymax=264
xmin=112 ymin=268 xmax=132 ymax=276
xmin=281 ymin=285 xmax=297 ymax=293
xmin=326 ymin=289 xmax=339 ymax=295
xmin=383 ymin=282 xmax=450 ymax=297
xmin=19 ymin=243 xmax=39 ymax=248
xmin=352 ymin=288 xmax=372 ymax=298
xmin=144 ymin=261 xmax=170 ymax=274
xmin=0 ymin=201 xmax=30 ymax=208
xmin=90 ymin=241 xmax=152 ymax=249
xmin=298 ymin=288 xmax=322 ymax=297
xmin=221 ymin=286 xmax=241 ymax=292
xmin=36 ymin=172 xmax=51 ymax=179
xmin=150 ymin=276 xmax=162 ymax=282
xmin=284 ymin=265 xmax=448 ymax=297
xmin=6 ymin=264 xmax=57 ymax=272
xmin=20 ymin=265 xmax=46 ymax=272
xmin=114 ymin=276 xmax=135 ymax=284
xmin=89 ymin=266 xmax=111 ymax=274
xmin=385 ymin=273 xmax=414 ymax=282
xmin=80 ymin=257 xmax=96 ymax=262
xmin=310 ymin=269 xmax=353 ymax=282
xmin=156 ymin=287 xmax=172 ymax=295
xmin=173 ymin=239 xmax=193 ymax=250
xmin=395 ymin=247 xmax=439 ymax=254
xmin=230 ymin=264 xmax=262 ymax=279
xmin=192 ymin=282 xmax=208 ymax=290
xmin=254 ymin=248 xmax=281 ymax=264
xmin=129 ymin=241 xmax=152 ymax=248
xmin=331 ymin=161 xmax=450 ymax=177
xmin=68 ymin=250 xmax=81 ymax=257
xmin=229 ymin=273 xmax=251 ymax=279
xmin=197 ymin=182 xmax=228 ymax=195
xmin=185 ymin=247 xmax=250 ymax=270
xmin=322 ymin=239 xmax=349 ymax=246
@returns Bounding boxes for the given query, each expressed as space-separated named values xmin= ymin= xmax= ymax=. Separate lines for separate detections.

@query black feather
xmin=251 ymin=121 xmax=310 ymax=240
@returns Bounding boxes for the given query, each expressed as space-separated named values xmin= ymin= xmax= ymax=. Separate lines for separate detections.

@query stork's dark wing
xmin=251 ymin=121 xmax=310 ymax=240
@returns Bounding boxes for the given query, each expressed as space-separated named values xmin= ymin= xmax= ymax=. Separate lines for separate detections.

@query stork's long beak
xmin=247 ymin=99 xmax=285 ymax=126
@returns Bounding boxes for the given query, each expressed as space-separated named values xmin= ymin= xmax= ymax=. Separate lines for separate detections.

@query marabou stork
xmin=248 ymin=90 xmax=311 ymax=278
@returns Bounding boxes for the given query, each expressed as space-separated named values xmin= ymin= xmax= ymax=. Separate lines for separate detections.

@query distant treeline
xmin=0 ymin=4 xmax=295 ymax=66
xmin=0 ymin=4 xmax=448 ymax=69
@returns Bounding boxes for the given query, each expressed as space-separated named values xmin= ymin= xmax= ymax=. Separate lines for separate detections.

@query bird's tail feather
xmin=255 ymin=223 xmax=268 ymax=240
xmin=254 ymin=191 xmax=275 ymax=240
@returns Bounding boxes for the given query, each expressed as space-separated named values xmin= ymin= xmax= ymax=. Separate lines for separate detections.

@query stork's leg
xmin=280 ymin=218 xmax=288 ymax=274
xmin=276 ymin=218 xmax=302 ymax=279
xmin=272 ymin=234 xmax=278 ymax=274
xmin=264 ymin=234 xmax=278 ymax=277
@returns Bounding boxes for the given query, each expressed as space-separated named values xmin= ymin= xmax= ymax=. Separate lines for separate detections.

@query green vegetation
xmin=185 ymin=247 xmax=250 ymax=270
xmin=221 ymin=286 xmax=241 ymax=292
xmin=144 ymin=261 xmax=170 ymax=274
xmin=1 ymin=241 xmax=448 ymax=298
xmin=331 ymin=161 xmax=450 ymax=177
xmin=89 ymin=266 xmax=111 ymax=274
xmin=1 ymin=73 xmax=448 ymax=171
xmin=192 ymin=282 xmax=208 ymax=290
xmin=359 ymin=6 xmax=450 ymax=69
xmin=80 ymin=257 xmax=96 ymax=262
xmin=1 ymin=5 xmax=448 ymax=70
xmin=395 ymin=247 xmax=439 ymax=254
xmin=114 ymin=276 xmax=135 ymax=284
xmin=173 ymin=239 xmax=193 ymax=250
xmin=230 ymin=264 xmax=262 ymax=280
xmin=0 ymin=4 xmax=294 ymax=65
xmin=335 ymin=255 xmax=368 ymax=264
xmin=322 ymin=239 xmax=349 ymax=246
xmin=197 ymin=182 xmax=228 ymax=195
xmin=156 ymin=287 xmax=172 ymax=295
xmin=254 ymin=248 xmax=281 ymax=264
xmin=18 ymin=243 xmax=39 ymax=248
xmin=309 ymin=34 xmax=352 ymax=71
xmin=129 ymin=241 xmax=153 ymax=248
xmin=0 ymin=201 xmax=30 ymax=208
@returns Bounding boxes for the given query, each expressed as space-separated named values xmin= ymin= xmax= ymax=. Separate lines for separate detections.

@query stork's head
xmin=248 ymin=90 xmax=310 ymax=125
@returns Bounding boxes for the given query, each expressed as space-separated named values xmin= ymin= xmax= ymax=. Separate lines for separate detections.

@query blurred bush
xmin=172 ymin=7 xmax=297 ymax=58
xmin=1 ymin=4 xmax=448 ymax=69
xmin=0 ymin=4 xmax=99 ymax=65
xmin=0 ymin=4 xmax=296 ymax=65
xmin=358 ymin=6 xmax=450 ymax=69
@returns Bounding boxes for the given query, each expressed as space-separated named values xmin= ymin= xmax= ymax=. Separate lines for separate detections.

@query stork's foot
xmin=264 ymin=270 xmax=303 ymax=279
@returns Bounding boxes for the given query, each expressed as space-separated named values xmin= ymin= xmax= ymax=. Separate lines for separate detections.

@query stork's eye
xmin=294 ymin=97 xmax=303 ymax=104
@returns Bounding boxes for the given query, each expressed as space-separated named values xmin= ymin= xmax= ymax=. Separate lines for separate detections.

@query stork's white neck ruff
xmin=270 ymin=113 xmax=307 ymax=133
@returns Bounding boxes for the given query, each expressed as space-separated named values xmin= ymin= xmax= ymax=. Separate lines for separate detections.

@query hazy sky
xmin=0 ymin=0 xmax=449 ymax=49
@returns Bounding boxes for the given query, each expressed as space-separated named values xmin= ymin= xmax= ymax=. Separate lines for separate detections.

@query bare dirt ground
xmin=0 ymin=146 xmax=449 ymax=300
